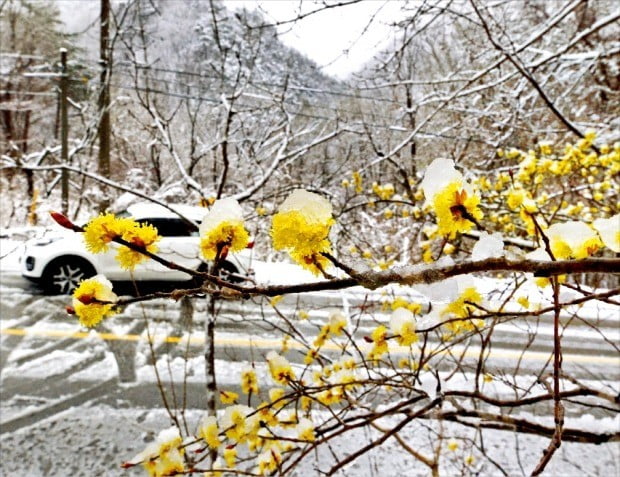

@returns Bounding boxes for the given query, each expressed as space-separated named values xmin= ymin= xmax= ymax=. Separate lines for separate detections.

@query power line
xmin=107 ymin=80 xmax=491 ymax=145
xmin=112 ymin=62 xmax=399 ymax=104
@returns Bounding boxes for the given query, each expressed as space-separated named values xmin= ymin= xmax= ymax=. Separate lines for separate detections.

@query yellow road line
xmin=2 ymin=327 xmax=618 ymax=365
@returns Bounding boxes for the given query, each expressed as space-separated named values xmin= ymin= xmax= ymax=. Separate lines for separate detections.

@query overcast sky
xmin=224 ymin=1 xmax=403 ymax=78
xmin=56 ymin=0 xmax=403 ymax=79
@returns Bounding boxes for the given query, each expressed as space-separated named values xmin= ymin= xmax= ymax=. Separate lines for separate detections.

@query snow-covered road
xmin=1 ymin=234 xmax=619 ymax=476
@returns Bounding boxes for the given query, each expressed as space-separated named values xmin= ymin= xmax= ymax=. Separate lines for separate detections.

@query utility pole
xmin=60 ymin=48 xmax=69 ymax=216
xmin=98 ymin=0 xmax=111 ymax=178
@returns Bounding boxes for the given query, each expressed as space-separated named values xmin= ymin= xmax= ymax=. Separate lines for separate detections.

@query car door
xmin=132 ymin=217 xmax=202 ymax=280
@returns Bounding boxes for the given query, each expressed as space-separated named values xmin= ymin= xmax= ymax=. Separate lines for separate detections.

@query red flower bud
xmin=66 ymin=306 xmax=76 ymax=315
xmin=50 ymin=211 xmax=75 ymax=230
xmin=246 ymin=241 xmax=255 ymax=249
xmin=77 ymin=294 xmax=94 ymax=305
xmin=220 ymin=246 xmax=229 ymax=259
xmin=363 ymin=335 xmax=373 ymax=343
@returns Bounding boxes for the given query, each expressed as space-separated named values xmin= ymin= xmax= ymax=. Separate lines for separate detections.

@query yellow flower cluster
xmin=71 ymin=275 xmax=118 ymax=327
xmin=485 ymin=134 xmax=619 ymax=238
xmin=241 ymin=367 xmax=259 ymax=395
xmin=83 ymin=213 xmax=160 ymax=270
xmin=139 ymin=427 xmax=185 ymax=477
xmin=195 ymin=398 xmax=317 ymax=475
xmin=271 ymin=190 xmax=335 ymax=275
xmin=199 ymin=198 xmax=250 ymax=261
xmin=384 ymin=297 xmax=422 ymax=314
xmin=371 ymin=182 xmax=395 ymax=200
xmin=440 ymin=287 xmax=484 ymax=338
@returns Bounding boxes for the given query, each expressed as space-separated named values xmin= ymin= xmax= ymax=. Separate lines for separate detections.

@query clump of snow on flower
xmin=327 ymin=309 xmax=349 ymax=332
xmin=277 ymin=189 xmax=332 ymax=223
xmin=389 ymin=307 xmax=415 ymax=335
xmin=593 ymin=214 xmax=620 ymax=252
xmin=199 ymin=197 xmax=244 ymax=233
xmin=420 ymin=158 xmax=462 ymax=201
xmin=472 ymin=232 xmax=505 ymax=261
xmin=414 ymin=261 xmax=476 ymax=304
xmin=526 ymin=247 xmax=551 ymax=261
xmin=547 ymin=221 xmax=599 ymax=255
xmin=417 ymin=307 xmax=442 ymax=331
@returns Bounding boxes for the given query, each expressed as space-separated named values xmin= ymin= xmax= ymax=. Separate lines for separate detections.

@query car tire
xmin=218 ymin=259 xmax=243 ymax=283
xmin=41 ymin=256 xmax=97 ymax=295
xmin=191 ymin=260 xmax=243 ymax=288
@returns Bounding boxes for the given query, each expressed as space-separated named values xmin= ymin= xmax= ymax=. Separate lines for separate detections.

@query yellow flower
xmin=266 ymin=351 xmax=296 ymax=385
xmin=197 ymin=415 xmax=221 ymax=450
xmin=389 ymin=308 xmax=418 ymax=346
xmin=304 ymin=348 xmax=318 ymax=364
xmin=71 ymin=275 xmax=118 ymax=328
xmin=447 ymin=439 xmax=459 ymax=452
xmin=221 ymin=405 xmax=254 ymax=443
xmin=241 ymin=367 xmax=259 ymax=395
xmin=269 ymin=387 xmax=286 ymax=405
xmin=297 ymin=417 xmax=315 ymax=441
xmin=83 ymin=213 xmax=135 ymax=253
xmin=220 ymin=390 xmax=239 ymax=404
xmin=269 ymin=295 xmax=283 ymax=307
xmin=271 ymin=190 xmax=334 ymax=275
xmin=432 ymin=182 xmax=483 ymax=238
xmin=200 ymin=198 xmax=250 ymax=260
xmin=298 ymin=310 xmax=309 ymax=320
xmin=539 ymin=141 xmax=553 ymax=156
xmin=328 ymin=311 xmax=348 ymax=335
xmin=506 ymin=188 xmax=527 ymax=211
xmin=368 ymin=325 xmax=388 ymax=359
xmin=352 ymin=171 xmax=363 ymax=193
xmin=223 ymin=447 xmax=237 ymax=468
xmin=517 ymin=296 xmax=530 ymax=309
xmin=116 ymin=221 xmax=160 ymax=270
xmin=465 ymin=455 xmax=476 ymax=466
xmin=257 ymin=448 xmax=282 ymax=475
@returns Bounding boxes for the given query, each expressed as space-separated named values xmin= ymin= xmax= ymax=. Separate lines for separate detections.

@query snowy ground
xmin=1 ymin=229 xmax=619 ymax=476
xmin=2 ymin=402 xmax=619 ymax=477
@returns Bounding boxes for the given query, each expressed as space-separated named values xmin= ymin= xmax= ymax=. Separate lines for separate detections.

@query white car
xmin=21 ymin=202 xmax=254 ymax=294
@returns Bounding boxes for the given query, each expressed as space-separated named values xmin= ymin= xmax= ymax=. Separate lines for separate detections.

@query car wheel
xmin=190 ymin=260 xmax=243 ymax=288
xmin=41 ymin=257 xmax=97 ymax=295
xmin=218 ymin=259 xmax=243 ymax=283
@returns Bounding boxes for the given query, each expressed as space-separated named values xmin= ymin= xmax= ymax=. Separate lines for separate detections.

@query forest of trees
xmin=1 ymin=0 xmax=619 ymax=475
